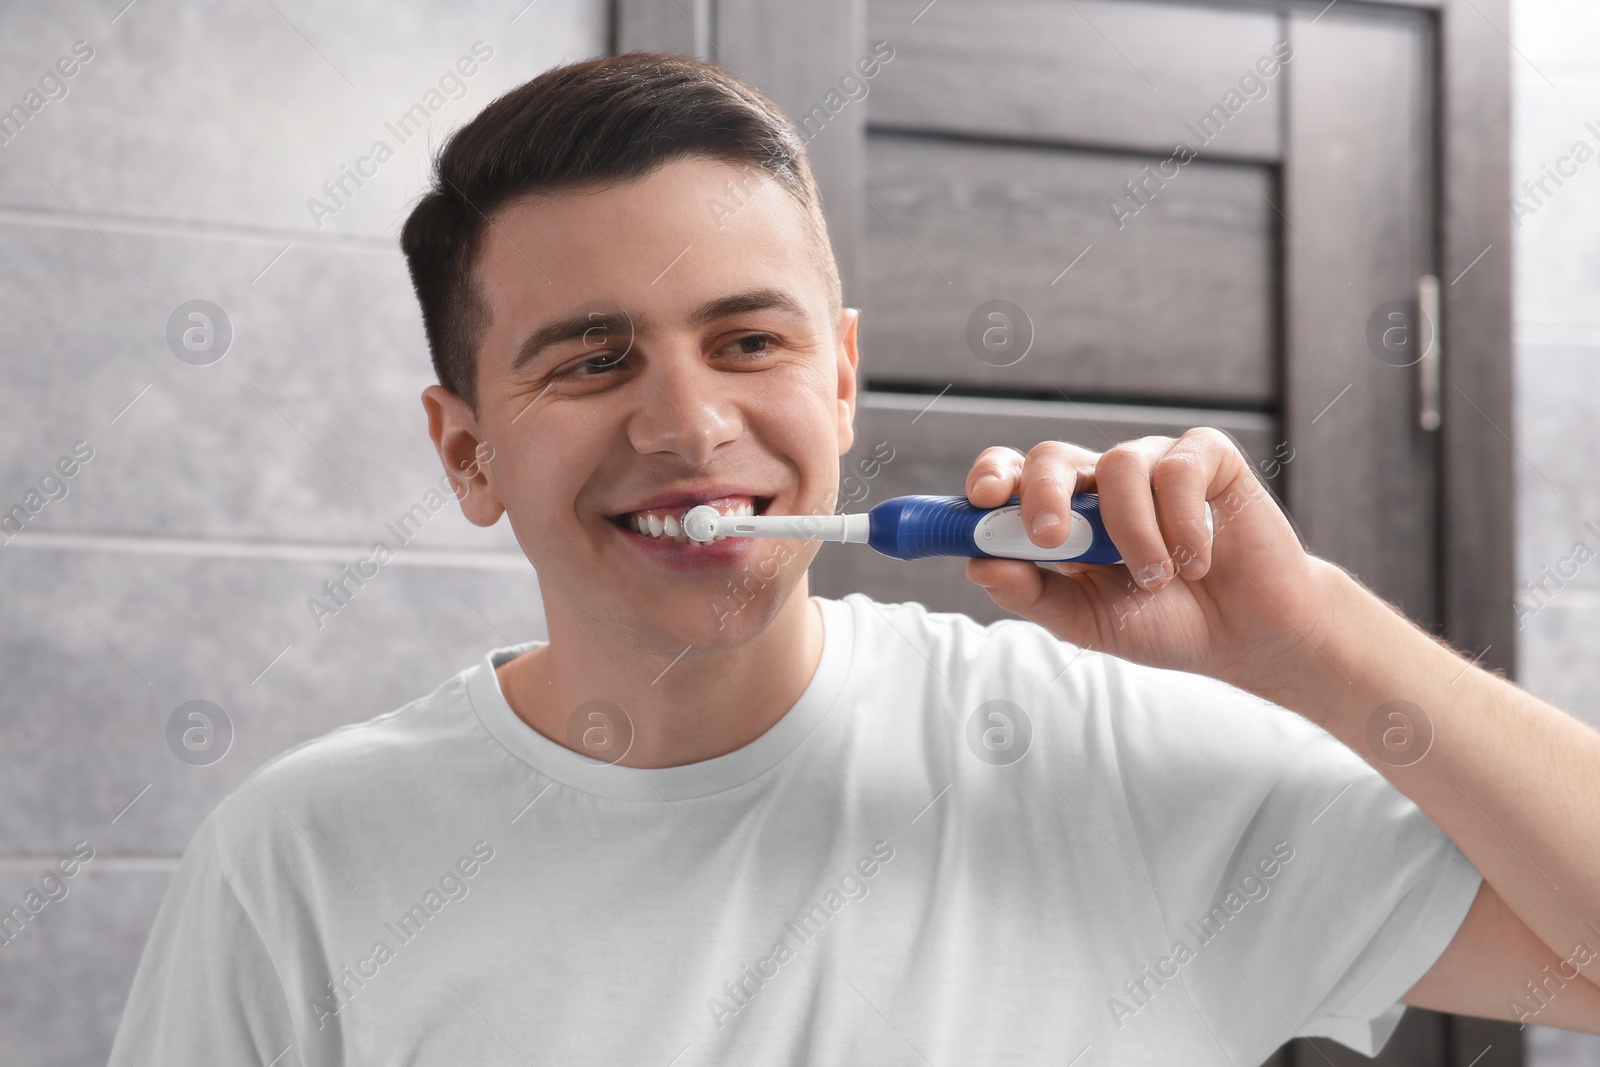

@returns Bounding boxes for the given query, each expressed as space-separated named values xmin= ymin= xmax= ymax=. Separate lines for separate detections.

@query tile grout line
xmin=0 ymin=857 xmax=180 ymax=868
xmin=0 ymin=204 xmax=399 ymax=254
xmin=4 ymin=529 xmax=532 ymax=570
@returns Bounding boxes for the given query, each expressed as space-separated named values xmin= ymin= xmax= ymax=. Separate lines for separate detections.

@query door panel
xmin=870 ymin=0 xmax=1284 ymax=160
xmin=713 ymin=0 xmax=865 ymax=300
xmin=863 ymin=132 xmax=1277 ymax=404
xmin=1282 ymin=6 xmax=1438 ymax=626
xmin=808 ymin=391 xmax=1276 ymax=623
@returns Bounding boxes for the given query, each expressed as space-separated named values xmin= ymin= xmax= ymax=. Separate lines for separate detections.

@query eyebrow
xmin=508 ymin=287 xmax=810 ymax=374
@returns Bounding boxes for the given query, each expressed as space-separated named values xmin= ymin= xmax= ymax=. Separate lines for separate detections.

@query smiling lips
xmin=611 ymin=495 xmax=769 ymax=546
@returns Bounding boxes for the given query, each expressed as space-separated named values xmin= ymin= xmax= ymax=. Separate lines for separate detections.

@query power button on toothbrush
xmin=972 ymin=504 xmax=1094 ymax=561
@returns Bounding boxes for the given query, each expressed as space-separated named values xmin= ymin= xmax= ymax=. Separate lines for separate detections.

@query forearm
xmin=1235 ymin=559 xmax=1600 ymax=986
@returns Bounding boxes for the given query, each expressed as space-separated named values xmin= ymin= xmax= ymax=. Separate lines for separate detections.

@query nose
xmin=626 ymin=349 xmax=743 ymax=465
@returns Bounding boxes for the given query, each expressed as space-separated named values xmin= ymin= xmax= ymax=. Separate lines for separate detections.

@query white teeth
xmin=626 ymin=499 xmax=758 ymax=544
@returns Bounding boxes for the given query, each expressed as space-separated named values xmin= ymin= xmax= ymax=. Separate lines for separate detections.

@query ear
xmin=422 ymin=385 xmax=505 ymax=527
xmin=835 ymin=306 xmax=861 ymax=457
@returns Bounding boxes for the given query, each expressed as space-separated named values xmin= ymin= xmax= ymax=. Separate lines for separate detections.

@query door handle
xmin=1417 ymin=274 xmax=1441 ymax=432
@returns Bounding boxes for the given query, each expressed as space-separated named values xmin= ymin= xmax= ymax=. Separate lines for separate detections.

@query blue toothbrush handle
xmin=866 ymin=494 xmax=1125 ymax=564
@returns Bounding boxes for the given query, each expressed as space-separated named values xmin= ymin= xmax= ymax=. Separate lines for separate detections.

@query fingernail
xmin=1030 ymin=511 xmax=1061 ymax=535
xmin=1135 ymin=561 xmax=1171 ymax=588
xmin=1179 ymin=555 xmax=1205 ymax=579
xmin=974 ymin=474 xmax=999 ymax=493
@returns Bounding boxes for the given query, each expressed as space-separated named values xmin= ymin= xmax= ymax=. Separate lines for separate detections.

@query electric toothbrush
xmin=681 ymin=494 xmax=1213 ymax=565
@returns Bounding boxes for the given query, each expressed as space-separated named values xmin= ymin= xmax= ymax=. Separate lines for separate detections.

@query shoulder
xmin=257 ymin=668 xmax=472 ymax=786
xmin=204 ymin=660 xmax=492 ymax=862
xmin=825 ymin=591 xmax=1326 ymax=747
xmin=829 ymin=590 xmax=1090 ymax=675
xmin=830 ymin=590 xmax=1023 ymax=644
xmin=823 ymin=591 xmax=1122 ymax=730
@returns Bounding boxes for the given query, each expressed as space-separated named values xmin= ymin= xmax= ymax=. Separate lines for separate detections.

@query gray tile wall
xmin=0 ymin=2 xmax=604 ymax=1062
xmin=1512 ymin=0 xmax=1600 ymax=1063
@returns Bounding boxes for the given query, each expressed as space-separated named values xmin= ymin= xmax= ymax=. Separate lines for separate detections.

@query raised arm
xmin=962 ymin=427 xmax=1600 ymax=1032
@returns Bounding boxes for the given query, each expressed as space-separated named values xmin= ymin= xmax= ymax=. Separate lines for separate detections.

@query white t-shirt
xmin=110 ymin=593 xmax=1481 ymax=1066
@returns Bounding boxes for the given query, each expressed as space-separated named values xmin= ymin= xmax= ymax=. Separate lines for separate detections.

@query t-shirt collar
xmin=466 ymin=594 xmax=855 ymax=801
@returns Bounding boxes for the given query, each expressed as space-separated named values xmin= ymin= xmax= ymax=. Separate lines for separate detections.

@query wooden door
xmin=618 ymin=1 xmax=1516 ymax=1063
xmin=818 ymin=0 xmax=1449 ymax=637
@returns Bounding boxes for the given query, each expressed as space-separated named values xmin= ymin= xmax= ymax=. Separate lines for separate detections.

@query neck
xmin=497 ymin=579 xmax=825 ymax=768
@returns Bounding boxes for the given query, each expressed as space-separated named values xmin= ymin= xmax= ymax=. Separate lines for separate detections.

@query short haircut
xmin=400 ymin=51 xmax=843 ymax=414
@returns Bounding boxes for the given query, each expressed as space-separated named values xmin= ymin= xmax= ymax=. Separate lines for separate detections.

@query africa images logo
xmin=308 ymin=841 xmax=495 ymax=1029
xmin=706 ymin=841 xmax=895 ymax=1029
xmin=1107 ymin=841 xmax=1294 ymax=1029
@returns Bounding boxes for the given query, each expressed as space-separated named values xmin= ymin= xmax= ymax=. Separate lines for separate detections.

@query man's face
xmin=431 ymin=157 xmax=859 ymax=655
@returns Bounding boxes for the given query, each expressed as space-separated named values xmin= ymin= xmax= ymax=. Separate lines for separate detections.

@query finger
xmin=1092 ymin=436 xmax=1178 ymax=590
xmin=966 ymin=556 xmax=1097 ymax=644
xmin=1150 ymin=427 xmax=1242 ymax=581
xmin=965 ymin=446 xmax=1027 ymax=508
xmin=967 ymin=557 xmax=1040 ymax=599
xmin=1018 ymin=440 xmax=1099 ymax=548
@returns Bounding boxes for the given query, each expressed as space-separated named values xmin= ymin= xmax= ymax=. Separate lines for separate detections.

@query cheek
xmin=749 ymin=376 xmax=833 ymax=456
xmin=744 ymin=368 xmax=844 ymax=510
xmin=501 ymin=427 xmax=594 ymax=532
xmin=754 ymin=361 xmax=838 ymax=433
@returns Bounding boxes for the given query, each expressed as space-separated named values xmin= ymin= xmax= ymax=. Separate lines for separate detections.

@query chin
xmin=652 ymin=563 xmax=808 ymax=654
xmin=540 ymin=535 xmax=814 ymax=656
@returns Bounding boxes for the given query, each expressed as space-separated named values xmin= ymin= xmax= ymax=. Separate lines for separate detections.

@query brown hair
xmin=399 ymin=51 xmax=842 ymax=414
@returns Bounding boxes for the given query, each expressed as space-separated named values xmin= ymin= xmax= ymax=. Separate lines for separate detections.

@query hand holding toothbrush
xmin=960 ymin=428 xmax=1340 ymax=690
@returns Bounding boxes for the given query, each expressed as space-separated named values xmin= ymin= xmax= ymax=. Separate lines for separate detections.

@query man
xmin=111 ymin=51 xmax=1600 ymax=1064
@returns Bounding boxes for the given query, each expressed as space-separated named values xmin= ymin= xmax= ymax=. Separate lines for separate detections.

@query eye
xmin=554 ymin=350 xmax=628 ymax=379
xmin=725 ymin=333 xmax=776 ymax=359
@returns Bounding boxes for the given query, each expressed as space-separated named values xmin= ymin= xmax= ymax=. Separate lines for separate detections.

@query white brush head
xmin=682 ymin=504 xmax=721 ymax=543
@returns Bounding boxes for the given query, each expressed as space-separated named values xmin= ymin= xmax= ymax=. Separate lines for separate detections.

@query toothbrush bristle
xmin=682 ymin=504 xmax=720 ymax=543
